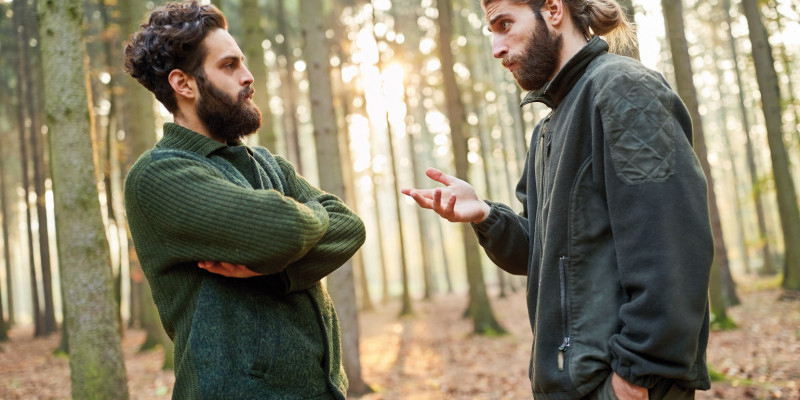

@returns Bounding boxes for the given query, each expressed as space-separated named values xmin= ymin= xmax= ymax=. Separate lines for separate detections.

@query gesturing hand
xmin=401 ymin=168 xmax=491 ymax=224
xmin=198 ymin=261 xmax=264 ymax=278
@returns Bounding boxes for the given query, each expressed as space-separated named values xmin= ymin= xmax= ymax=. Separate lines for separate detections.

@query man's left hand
xmin=611 ymin=372 xmax=648 ymax=400
xmin=198 ymin=261 xmax=264 ymax=278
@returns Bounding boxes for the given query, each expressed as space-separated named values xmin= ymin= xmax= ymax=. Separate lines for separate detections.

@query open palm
xmin=401 ymin=168 xmax=490 ymax=224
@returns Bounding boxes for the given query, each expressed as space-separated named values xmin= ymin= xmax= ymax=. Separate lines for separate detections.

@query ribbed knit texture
xmin=124 ymin=123 xmax=365 ymax=399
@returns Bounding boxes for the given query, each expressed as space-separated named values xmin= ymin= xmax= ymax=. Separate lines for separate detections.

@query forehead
xmin=484 ymin=0 xmax=533 ymax=23
xmin=201 ymin=28 xmax=243 ymax=62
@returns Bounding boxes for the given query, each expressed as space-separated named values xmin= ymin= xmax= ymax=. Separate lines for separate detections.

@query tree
xmin=436 ymin=0 xmax=505 ymax=335
xmin=117 ymin=0 xmax=173 ymax=368
xmin=0 ymin=128 xmax=10 ymax=342
xmin=299 ymin=0 xmax=372 ymax=395
xmin=722 ymin=0 xmax=773 ymax=276
xmin=12 ymin=0 xmax=43 ymax=337
xmin=275 ymin=0 xmax=303 ymax=171
xmin=661 ymin=0 xmax=735 ymax=326
xmin=239 ymin=0 xmax=277 ymax=150
xmin=38 ymin=0 xmax=130 ymax=397
xmin=741 ymin=0 xmax=800 ymax=297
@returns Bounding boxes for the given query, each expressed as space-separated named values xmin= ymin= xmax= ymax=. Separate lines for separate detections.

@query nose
xmin=492 ymin=35 xmax=508 ymax=59
xmin=241 ymin=64 xmax=254 ymax=86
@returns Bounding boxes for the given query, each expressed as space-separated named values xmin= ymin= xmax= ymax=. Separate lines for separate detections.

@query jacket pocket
xmin=558 ymin=255 xmax=571 ymax=372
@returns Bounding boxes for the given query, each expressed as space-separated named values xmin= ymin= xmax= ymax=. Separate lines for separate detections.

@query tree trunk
xmin=12 ymin=0 xmax=43 ymax=337
xmin=436 ymin=0 xmax=505 ymax=335
xmin=767 ymin=1 xmax=800 ymax=151
xmin=239 ymin=0 xmax=277 ymax=150
xmin=118 ymin=0 xmax=173 ymax=366
xmin=722 ymin=0 xmax=773 ymax=276
xmin=38 ymin=0 xmax=130 ymax=397
xmin=0 ymin=147 xmax=9 ymax=341
xmin=741 ymin=0 xmax=800 ymax=296
xmin=661 ymin=0 xmax=735 ymax=323
xmin=710 ymin=28 xmax=743 ymax=305
xmin=0 ymin=101 xmax=15 ymax=328
xmin=275 ymin=0 xmax=303 ymax=172
xmin=299 ymin=0 xmax=372 ymax=394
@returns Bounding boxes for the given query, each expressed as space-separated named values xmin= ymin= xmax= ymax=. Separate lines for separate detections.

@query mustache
xmin=502 ymin=54 xmax=519 ymax=69
xmin=239 ymin=86 xmax=254 ymax=101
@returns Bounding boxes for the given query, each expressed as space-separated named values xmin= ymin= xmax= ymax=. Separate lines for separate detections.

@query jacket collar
xmin=521 ymin=36 xmax=609 ymax=109
xmin=157 ymin=122 xmax=246 ymax=157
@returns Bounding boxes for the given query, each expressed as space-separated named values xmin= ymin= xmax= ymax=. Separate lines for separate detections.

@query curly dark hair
xmin=123 ymin=1 xmax=227 ymax=113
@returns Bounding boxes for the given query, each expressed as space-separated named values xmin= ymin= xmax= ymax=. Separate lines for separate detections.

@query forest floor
xmin=0 ymin=277 xmax=798 ymax=400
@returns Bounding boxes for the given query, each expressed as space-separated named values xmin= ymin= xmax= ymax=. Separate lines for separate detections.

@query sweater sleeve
xmin=471 ymin=153 xmax=532 ymax=276
xmin=275 ymin=157 xmax=367 ymax=292
xmin=125 ymin=152 xmax=329 ymax=275
xmin=595 ymin=67 xmax=714 ymax=388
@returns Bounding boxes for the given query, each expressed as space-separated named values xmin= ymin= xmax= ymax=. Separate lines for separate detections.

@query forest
xmin=0 ymin=0 xmax=799 ymax=398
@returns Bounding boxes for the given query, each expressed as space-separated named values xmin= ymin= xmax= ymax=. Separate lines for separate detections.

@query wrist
xmin=473 ymin=201 xmax=491 ymax=224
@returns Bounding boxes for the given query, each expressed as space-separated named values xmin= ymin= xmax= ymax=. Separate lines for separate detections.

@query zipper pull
xmin=557 ymin=337 xmax=571 ymax=371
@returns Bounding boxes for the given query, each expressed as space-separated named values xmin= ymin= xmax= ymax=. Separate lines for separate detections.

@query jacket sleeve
xmin=275 ymin=157 xmax=367 ymax=292
xmin=125 ymin=153 xmax=329 ymax=275
xmin=595 ymin=67 xmax=714 ymax=388
xmin=471 ymin=155 xmax=533 ymax=276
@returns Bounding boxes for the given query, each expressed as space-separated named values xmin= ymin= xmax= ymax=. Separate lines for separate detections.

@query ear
xmin=541 ymin=0 xmax=564 ymax=27
xmin=168 ymin=69 xmax=197 ymax=101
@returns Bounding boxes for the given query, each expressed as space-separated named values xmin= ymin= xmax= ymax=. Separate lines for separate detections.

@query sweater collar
xmin=521 ymin=36 xmax=609 ymax=109
xmin=157 ymin=122 xmax=247 ymax=157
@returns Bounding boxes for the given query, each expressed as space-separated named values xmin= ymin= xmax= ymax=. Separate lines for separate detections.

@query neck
xmin=173 ymin=108 xmax=223 ymax=143
xmin=555 ymin=27 xmax=590 ymax=76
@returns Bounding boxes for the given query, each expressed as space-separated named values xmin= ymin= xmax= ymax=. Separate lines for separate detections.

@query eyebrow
xmin=216 ymin=54 xmax=245 ymax=64
xmin=488 ymin=12 xmax=511 ymax=27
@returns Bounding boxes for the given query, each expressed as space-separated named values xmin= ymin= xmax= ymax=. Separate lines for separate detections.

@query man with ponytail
xmin=402 ymin=0 xmax=712 ymax=399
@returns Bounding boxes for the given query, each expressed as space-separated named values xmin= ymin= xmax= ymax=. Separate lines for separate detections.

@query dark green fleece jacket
xmin=124 ymin=123 xmax=366 ymax=399
xmin=473 ymin=37 xmax=713 ymax=399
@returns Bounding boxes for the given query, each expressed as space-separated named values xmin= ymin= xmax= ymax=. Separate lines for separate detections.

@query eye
xmin=501 ymin=20 xmax=511 ymax=30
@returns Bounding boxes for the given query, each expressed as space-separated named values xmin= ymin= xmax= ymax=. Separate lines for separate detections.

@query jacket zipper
xmin=558 ymin=255 xmax=571 ymax=371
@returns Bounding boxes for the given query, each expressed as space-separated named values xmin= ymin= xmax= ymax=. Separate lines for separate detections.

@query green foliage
xmin=707 ymin=363 xmax=727 ymax=382
xmin=710 ymin=314 xmax=739 ymax=331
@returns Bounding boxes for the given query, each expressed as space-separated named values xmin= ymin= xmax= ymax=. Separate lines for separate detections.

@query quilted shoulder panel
xmin=595 ymin=69 xmax=677 ymax=185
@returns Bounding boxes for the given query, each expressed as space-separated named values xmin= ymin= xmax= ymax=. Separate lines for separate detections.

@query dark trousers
xmin=583 ymin=373 xmax=695 ymax=400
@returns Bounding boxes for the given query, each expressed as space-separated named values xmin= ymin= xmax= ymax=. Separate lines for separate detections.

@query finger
xmin=431 ymin=188 xmax=443 ymax=214
xmin=444 ymin=191 xmax=458 ymax=219
xmin=408 ymin=190 xmax=434 ymax=209
xmin=426 ymin=168 xmax=455 ymax=186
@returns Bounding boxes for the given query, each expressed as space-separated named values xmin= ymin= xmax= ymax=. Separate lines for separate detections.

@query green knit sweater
xmin=124 ymin=123 xmax=366 ymax=399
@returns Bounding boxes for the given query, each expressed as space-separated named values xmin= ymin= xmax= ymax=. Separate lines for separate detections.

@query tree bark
xmin=661 ymin=0 xmax=734 ymax=322
xmin=0 ymin=143 xmax=10 ymax=341
xmin=741 ymin=0 xmax=800 ymax=295
xmin=437 ymin=0 xmax=505 ymax=335
xmin=299 ymin=0 xmax=372 ymax=394
xmin=38 ymin=0 xmax=130 ymax=397
xmin=239 ymin=0 xmax=277 ymax=150
xmin=722 ymin=0 xmax=773 ymax=276
xmin=275 ymin=0 xmax=303 ymax=172
xmin=12 ymin=0 xmax=43 ymax=337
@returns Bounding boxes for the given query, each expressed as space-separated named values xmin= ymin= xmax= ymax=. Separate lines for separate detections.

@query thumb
xmin=426 ymin=168 xmax=455 ymax=186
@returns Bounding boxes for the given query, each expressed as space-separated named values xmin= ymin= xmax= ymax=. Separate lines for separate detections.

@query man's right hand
xmin=401 ymin=168 xmax=491 ymax=224
xmin=198 ymin=261 xmax=264 ymax=278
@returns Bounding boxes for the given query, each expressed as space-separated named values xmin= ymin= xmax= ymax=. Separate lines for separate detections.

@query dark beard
xmin=195 ymin=72 xmax=262 ymax=143
xmin=503 ymin=14 xmax=562 ymax=92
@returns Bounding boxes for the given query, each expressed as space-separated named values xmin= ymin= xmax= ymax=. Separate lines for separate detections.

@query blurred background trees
xmin=0 ymin=0 xmax=798 ymax=395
